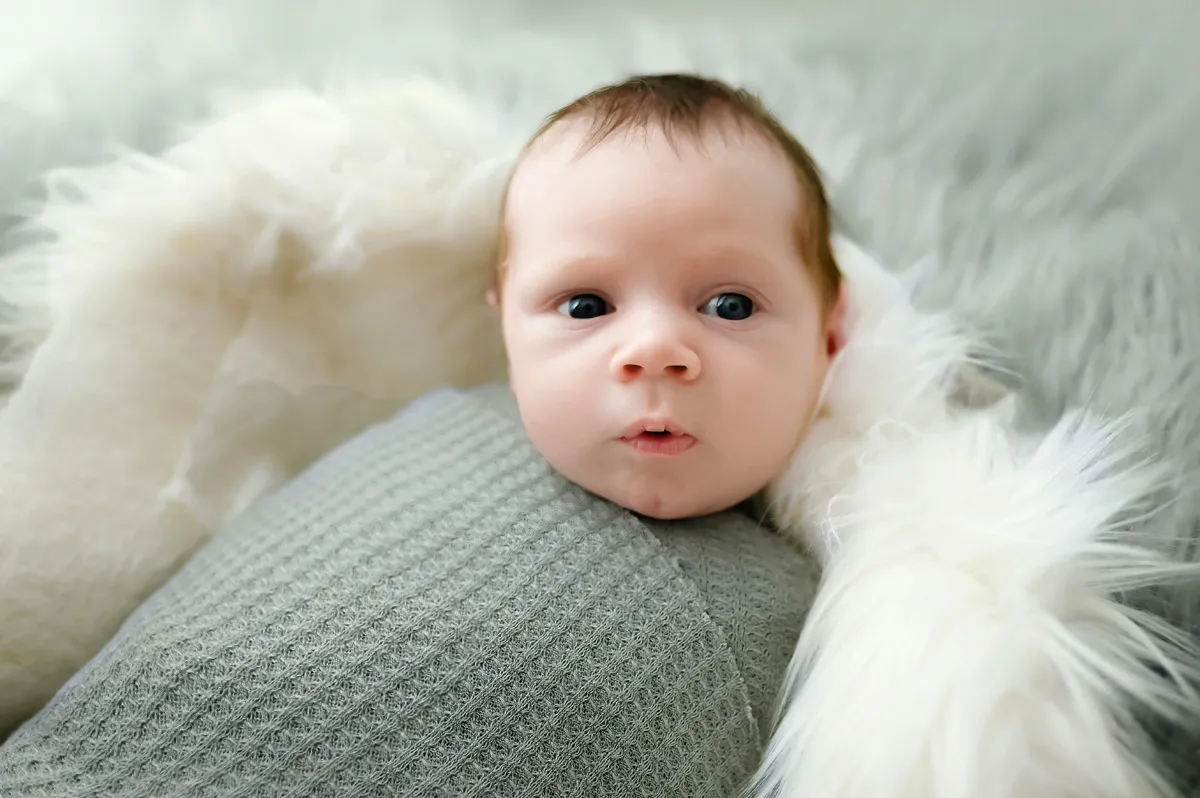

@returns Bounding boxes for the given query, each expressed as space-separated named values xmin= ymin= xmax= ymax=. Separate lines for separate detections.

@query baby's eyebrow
xmin=694 ymin=242 xmax=773 ymax=263
xmin=558 ymin=254 xmax=618 ymax=269
xmin=510 ymin=254 xmax=619 ymax=297
xmin=691 ymin=247 xmax=781 ymax=275
xmin=540 ymin=254 xmax=619 ymax=279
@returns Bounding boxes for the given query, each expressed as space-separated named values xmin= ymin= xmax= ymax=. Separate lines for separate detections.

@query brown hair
xmin=496 ymin=73 xmax=842 ymax=312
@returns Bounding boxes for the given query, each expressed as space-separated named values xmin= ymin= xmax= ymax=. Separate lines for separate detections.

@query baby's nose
xmin=612 ymin=335 xmax=701 ymax=382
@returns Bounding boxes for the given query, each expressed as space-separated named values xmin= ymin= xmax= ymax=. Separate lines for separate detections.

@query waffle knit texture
xmin=0 ymin=383 xmax=818 ymax=797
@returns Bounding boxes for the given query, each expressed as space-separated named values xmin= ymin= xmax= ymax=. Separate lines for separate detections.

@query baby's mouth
xmin=622 ymin=419 xmax=688 ymax=437
xmin=620 ymin=422 xmax=697 ymax=456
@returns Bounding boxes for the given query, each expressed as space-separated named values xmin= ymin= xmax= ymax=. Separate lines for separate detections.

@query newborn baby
xmin=491 ymin=73 xmax=846 ymax=519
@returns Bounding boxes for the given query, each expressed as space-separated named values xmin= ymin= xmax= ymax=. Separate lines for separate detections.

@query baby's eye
xmin=557 ymin=293 xmax=611 ymax=319
xmin=702 ymin=292 xmax=755 ymax=321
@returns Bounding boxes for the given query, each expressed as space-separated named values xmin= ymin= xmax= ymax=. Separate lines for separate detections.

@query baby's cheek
xmin=508 ymin=354 xmax=587 ymax=456
xmin=720 ymin=347 xmax=807 ymax=411
xmin=726 ymin=352 xmax=821 ymax=462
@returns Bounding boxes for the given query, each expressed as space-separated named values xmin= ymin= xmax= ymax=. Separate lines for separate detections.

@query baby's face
xmin=497 ymin=121 xmax=842 ymax=519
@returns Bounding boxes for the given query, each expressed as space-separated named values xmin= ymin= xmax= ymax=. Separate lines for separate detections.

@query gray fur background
xmin=1 ymin=0 xmax=1198 ymax=779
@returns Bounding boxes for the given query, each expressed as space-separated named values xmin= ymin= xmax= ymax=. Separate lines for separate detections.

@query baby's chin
xmin=534 ymin=442 xmax=767 ymax=520
xmin=592 ymin=479 xmax=751 ymax=521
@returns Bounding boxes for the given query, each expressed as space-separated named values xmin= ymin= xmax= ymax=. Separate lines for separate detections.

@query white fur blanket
xmin=2 ymin=4 xmax=1199 ymax=796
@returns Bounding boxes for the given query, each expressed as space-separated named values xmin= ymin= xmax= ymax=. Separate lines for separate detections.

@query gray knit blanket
xmin=0 ymin=384 xmax=818 ymax=795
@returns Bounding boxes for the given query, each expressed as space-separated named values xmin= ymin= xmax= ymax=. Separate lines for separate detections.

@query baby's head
xmin=491 ymin=73 xmax=846 ymax=519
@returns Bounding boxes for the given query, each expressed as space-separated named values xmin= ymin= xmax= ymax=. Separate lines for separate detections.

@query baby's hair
xmin=497 ymin=73 xmax=842 ymax=312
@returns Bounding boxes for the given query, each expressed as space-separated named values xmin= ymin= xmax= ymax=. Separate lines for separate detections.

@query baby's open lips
xmin=620 ymin=420 xmax=690 ymax=440
xmin=619 ymin=421 xmax=698 ymax=455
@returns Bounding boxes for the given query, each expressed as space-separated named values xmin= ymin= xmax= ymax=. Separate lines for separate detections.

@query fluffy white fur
xmin=0 ymin=79 xmax=511 ymax=729
xmin=756 ymin=239 xmax=1200 ymax=797
xmin=0 ymin=79 xmax=1197 ymax=796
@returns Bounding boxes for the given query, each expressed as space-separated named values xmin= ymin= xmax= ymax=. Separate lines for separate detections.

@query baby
xmin=490 ymin=73 xmax=846 ymax=520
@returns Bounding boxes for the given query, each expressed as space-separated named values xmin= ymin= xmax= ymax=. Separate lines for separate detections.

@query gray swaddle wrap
xmin=0 ymin=383 xmax=817 ymax=797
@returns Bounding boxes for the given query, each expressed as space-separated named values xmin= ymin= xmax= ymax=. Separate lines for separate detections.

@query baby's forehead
xmin=507 ymin=119 xmax=791 ymax=206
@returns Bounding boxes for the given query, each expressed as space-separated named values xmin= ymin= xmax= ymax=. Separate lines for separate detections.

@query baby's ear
xmin=825 ymin=283 xmax=849 ymax=358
